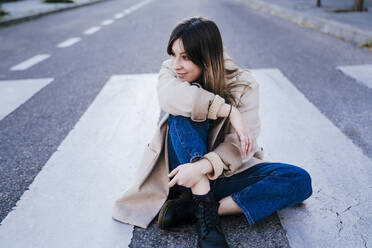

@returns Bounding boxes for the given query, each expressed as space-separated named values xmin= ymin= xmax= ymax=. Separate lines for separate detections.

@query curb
xmin=0 ymin=0 xmax=111 ymax=27
xmin=238 ymin=0 xmax=372 ymax=47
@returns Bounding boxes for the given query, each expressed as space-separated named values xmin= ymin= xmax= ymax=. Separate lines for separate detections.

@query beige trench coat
xmin=112 ymin=51 xmax=268 ymax=229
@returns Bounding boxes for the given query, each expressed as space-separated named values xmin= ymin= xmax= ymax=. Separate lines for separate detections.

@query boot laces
xmin=197 ymin=199 xmax=220 ymax=239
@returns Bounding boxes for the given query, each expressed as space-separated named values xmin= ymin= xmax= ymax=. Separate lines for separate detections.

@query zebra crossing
xmin=0 ymin=67 xmax=371 ymax=247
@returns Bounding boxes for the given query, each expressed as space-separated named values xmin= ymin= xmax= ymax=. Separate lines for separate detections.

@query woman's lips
xmin=176 ymin=72 xmax=187 ymax=77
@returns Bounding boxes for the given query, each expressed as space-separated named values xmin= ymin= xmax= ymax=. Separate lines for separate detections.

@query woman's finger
xmin=168 ymin=167 xmax=179 ymax=178
xmin=168 ymin=176 xmax=178 ymax=188
xmin=240 ymin=138 xmax=246 ymax=155
xmin=237 ymin=131 xmax=242 ymax=142
xmin=237 ymin=132 xmax=245 ymax=153
xmin=247 ymin=136 xmax=251 ymax=155
xmin=243 ymin=135 xmax=248 ymax=156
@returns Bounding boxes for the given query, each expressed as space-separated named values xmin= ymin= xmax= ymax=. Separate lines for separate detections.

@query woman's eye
xmin=182 ymin=55 xmax=189 ymax=60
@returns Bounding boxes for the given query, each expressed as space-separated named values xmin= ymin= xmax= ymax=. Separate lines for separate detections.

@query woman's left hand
xmin=168 ymin=163 xmax=203 ymax=188
xmin=229 ymin=107 xmax=254 ymax=156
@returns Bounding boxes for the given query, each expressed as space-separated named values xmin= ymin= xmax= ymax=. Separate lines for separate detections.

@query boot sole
xmin=157 ymin=200 xmax=197 ymax=230
xmin=157 ymin=200 xmax=172 ymax=230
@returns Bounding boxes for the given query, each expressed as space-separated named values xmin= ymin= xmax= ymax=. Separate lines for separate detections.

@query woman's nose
xmin=172 ymin=58 xmax=182 ymax=71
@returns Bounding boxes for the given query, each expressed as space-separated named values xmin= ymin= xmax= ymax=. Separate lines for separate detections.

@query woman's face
xmin=170 ymin=38 xmax=202 ymax=82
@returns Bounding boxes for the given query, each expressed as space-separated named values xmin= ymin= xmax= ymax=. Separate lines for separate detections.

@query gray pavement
xmin=2 ymin=0 xmax=372 ymax=48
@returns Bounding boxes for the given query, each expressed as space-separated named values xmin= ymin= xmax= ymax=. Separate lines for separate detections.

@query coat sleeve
xmin=202 ymin=70 xmax=261 ymax=180
xmin=157 ymin=59 xmax=226 ymax=122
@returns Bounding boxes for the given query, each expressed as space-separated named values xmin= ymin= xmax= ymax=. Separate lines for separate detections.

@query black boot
xmin=157 ymin=190 xmax=197 ymax=230
xmin=193 ymin=191 xmax=229 ymax=248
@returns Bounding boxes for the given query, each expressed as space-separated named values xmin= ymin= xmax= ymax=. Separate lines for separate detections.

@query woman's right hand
xmin=229 ymin=106 xmax=254 ymax=156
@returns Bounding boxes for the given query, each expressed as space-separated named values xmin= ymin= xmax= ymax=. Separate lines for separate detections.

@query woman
xmin=112 ymin=17 xmax=312 ymax=248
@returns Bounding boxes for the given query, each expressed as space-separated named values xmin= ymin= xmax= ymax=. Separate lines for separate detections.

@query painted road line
xmin=56 ymin=37 xmax=81 ymax=48
xmin=0 ymin=74 xmax=160 ymax=248
xmin=83 ymin=26 xmax=101 ymax=35
xmin=114 ymin=13 xmax=125 ymax=19
xmin=101 ymin=19 xmax=114 ymax=26
xmin=124 ymin=0 xmax=152 ymax=13
xmin=0 ymin=78 xmax=53 ymax=120
xmin=252 ymin=68 xmax=372 ymax=248
xmin=10 ymin=54 xmax=50 ymax=71
xmin=133 ymin=0 xmax=152 ymax=9
xmin=336 ymin=64 xmax=372 ymax=89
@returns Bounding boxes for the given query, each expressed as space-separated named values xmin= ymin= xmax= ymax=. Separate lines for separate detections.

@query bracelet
xmin=227 ymin=104 xmax=233 ymax=118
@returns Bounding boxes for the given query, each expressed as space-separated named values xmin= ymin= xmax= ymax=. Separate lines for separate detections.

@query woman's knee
xmin=276 ymin=164 xmax=313 ymax=201
xmin=290 ymin=166 xmax=313 ymax=201
xmin=168 ymin=114 xmax=193 ymax=125
xmin=168 ymin=114 xmax=209 ymax=132
xmin=167 ymin=114 xmax=209 ymax=150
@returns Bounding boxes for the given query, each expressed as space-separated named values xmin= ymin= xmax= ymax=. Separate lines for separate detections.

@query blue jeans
xmin=167 ymin=114 xmax=313 ymax=226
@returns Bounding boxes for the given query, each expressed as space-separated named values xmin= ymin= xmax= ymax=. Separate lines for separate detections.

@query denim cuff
xmin=231 ymin=191 xmax=256 ymax=227
xmin=190 ymin=154 xmax=203 ymax=163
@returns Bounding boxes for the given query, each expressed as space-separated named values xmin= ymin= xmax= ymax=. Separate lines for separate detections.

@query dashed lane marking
xmin=114 ymin=13 xmax=125 ymax=19
xmin=56 ymin=37 xmax=81 ymax=48
xmin=83 ymin=26 xmax=101 ymax=35
xmin=101 ymin=19 xmax=114 ymax=26
xmin=124 ymin=0 xmax=152 ymax=14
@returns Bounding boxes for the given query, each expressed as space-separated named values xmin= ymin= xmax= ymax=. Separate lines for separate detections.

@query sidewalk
xmin=239 ymin=0 xmax=372 ymax=48
xmin=0 ymin=0 xmax=109 ymax=26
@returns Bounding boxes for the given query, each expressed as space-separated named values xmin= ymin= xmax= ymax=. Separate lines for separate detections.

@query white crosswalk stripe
xmin=0 ymin=68 xmax=370 ymax=247
xmin=0 ymin=74 xmax=159 ymax=248
xmin=10 ymin=54 xmax=50 ymax=71
xmin=336 ymin=64 xmax=372 ymax=89
xmin=0 ymin=78 xmax=53 ymax=120
xmin=253 ymin=68 xmax=372 ymax=248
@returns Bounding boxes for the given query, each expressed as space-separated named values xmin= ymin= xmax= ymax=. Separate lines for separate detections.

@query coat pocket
xmin=135 ymin=143 xmax=160 ymax=190
xmin=140 ymin=143 xmax=158 ymax=167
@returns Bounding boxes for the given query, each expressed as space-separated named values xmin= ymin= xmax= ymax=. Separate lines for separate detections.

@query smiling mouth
xmin=176 ymin=72 xmax=187 ymax=77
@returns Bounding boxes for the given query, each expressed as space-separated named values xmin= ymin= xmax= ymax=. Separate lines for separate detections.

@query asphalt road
xmin=0 ymin=0 xmax=371 ymax=247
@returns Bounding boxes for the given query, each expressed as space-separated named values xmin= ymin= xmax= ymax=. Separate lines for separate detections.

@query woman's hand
xmin=168 ymin=162 xmax=204 ymax=188
xmin=229 ymin=107 xmax=254 ymax=156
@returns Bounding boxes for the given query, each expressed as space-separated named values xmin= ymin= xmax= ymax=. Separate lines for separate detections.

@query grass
xmin=326 ymin=8 xmax=369 ymax=13
xmin=0 ymin=0 xmax=23 ymax=3
xmin=0 ymin=6 xmax=7 ymax=18
xmin=0 ymin=8 xmax=8 ymax=19
xmin=359 ymin=39 xmax=372 ymax=50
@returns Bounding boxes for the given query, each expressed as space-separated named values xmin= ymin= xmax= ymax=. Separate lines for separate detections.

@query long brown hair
xmin=167 ymin=17 xmax=249 ymax=106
